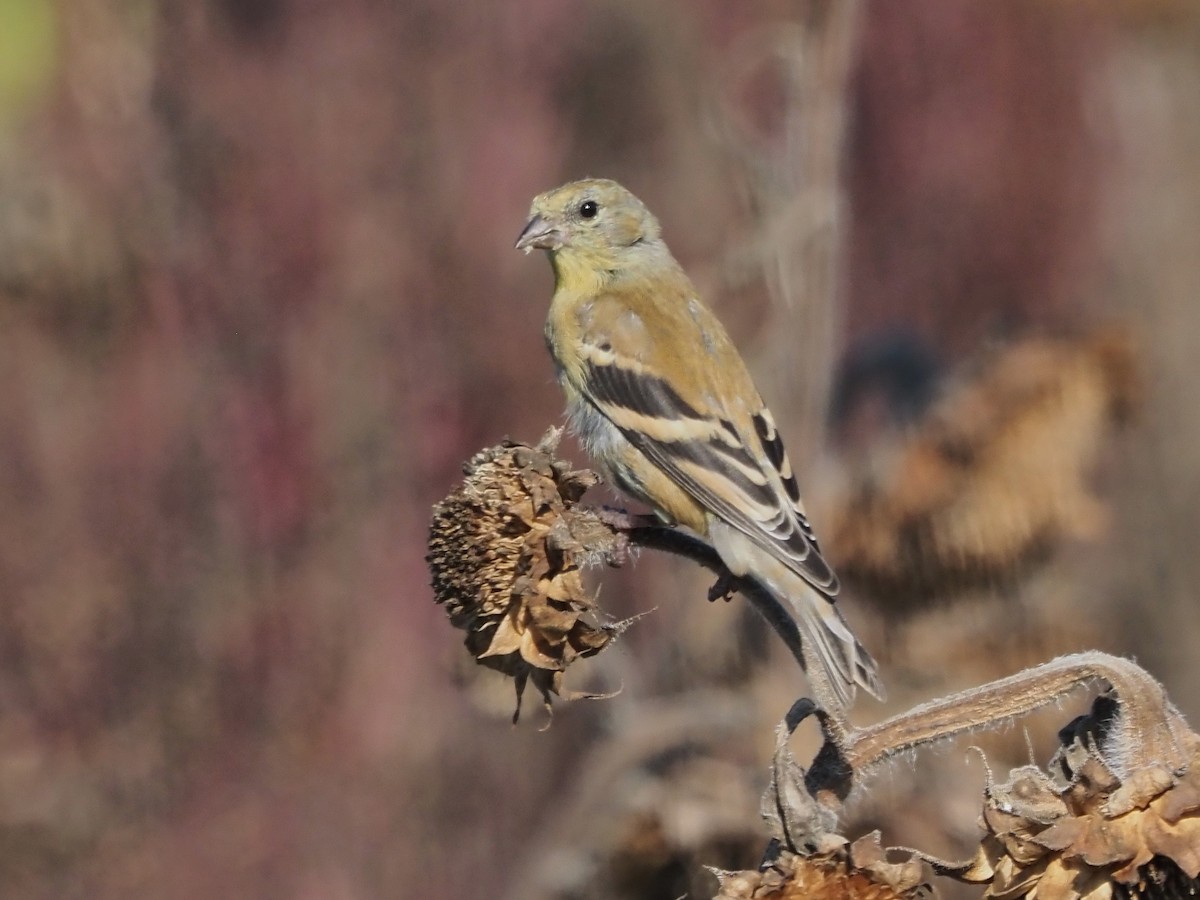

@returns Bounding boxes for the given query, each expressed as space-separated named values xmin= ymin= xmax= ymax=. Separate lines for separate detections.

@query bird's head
xmin=515 ymin=179 xmax=663 ymax=274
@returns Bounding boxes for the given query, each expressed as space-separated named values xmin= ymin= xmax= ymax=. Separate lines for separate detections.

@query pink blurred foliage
xmin=0 ymin=0 xmax=619 ymax=896
xmin=845 ymin=0 xmax=1113 ymax=356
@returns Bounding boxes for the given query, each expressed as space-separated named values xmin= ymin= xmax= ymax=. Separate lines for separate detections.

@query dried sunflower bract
xmin=709 ymin=701 xmax=931 ymax=900
xmin=711 ymin=841 xmax=929 ymax=900
xmin=427 ymin=429 xmax=624 ymax=721
xmin=935 ymin=720 xmax=1200 ymax=899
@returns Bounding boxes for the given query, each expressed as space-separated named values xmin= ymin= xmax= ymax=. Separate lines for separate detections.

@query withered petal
xmin=1154 ymin=767 xmax=1200 ymax=824
xmin=1104 ymin=766 xmax=1175 ymax=817
xmin=1066 ymin=816 xmax=1139 ymax=868
xmin=988 ymin=853 xmax=1048 ymax=900
xmin=1139 ymin=813 xmax=1200 ymax=878
xmin=1034 ymin=818 xmax=1088 ymax=852
xmin=481 ymin=614 xmax=525 ymax=658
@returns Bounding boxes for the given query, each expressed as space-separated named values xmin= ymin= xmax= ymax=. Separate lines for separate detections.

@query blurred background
xmin=0 ymin=1 xmax=1198 ymax=897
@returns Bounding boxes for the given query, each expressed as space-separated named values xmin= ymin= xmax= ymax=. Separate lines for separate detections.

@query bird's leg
xmin=587 ymin=504 xmax=815 ymax=688
xmin=707 ymin=571 xmax=737 ymax=603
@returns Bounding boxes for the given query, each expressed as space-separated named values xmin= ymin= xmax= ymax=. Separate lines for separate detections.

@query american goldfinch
xmin=516 ymin=178 xmax=884 ymax=711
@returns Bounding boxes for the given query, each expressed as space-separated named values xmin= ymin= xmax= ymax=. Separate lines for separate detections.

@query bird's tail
xmin=708 ymin=522 xmax=884 ymax=711
xmin=788 ymin=581 xmax=885 ymax=711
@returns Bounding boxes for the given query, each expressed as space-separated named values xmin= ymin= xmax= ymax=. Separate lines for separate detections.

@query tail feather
xmin=709 ymin=521 xmax=884 ymax=711
xmin=798 ymin=591 xmax=886 ymax=707
xmin=748 ymin=572 xmax=885 ymax=712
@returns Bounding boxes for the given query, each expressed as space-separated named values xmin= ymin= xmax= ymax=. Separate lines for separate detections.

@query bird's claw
xmin=707 ymin=572 xmax=737 ymax=603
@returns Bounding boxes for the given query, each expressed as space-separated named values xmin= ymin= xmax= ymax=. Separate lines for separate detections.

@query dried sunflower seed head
xmin=934 ymin=696 xmax=1200 ymax=900
xmin=711 ymin=836 xmax=931 ymax=900
xmin=427 ymin=429 xmax=627 ymax=722
xmin=710 ymin=702 xmax=931 ymax=900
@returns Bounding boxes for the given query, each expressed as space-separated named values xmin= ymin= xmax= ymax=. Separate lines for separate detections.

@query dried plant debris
xmin=427 ymin=429 xmax=629 ymax=722
xmin=827 ymin=329 xmax=1139 ymax=610
xmin=714 ymin=655 xmax=1198 ymax=900
xmin=712 ymin=842 xmax=931 ymax=900
xmin=826 ymin=654 xmax=1198 ymax=899
xmin=924 ymin=697 xmax=1200 ymax=900
xmin=712 ymin=701 xmax=931 ymax=900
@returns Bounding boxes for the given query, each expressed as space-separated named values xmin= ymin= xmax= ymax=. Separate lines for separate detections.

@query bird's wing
xmin=576 ymin=310 xmax=840 ymax=596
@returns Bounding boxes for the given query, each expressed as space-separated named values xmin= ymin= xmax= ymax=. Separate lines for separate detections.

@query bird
xmin=516 ymin=177 xmax=884 ymax=711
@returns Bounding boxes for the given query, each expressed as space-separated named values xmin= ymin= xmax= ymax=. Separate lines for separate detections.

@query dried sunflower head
xmin=935 ymin=695 xmax=1200 ymax=900
xmin=710 ymin=701 xmax=931 ymax=900
xmin=427 ymin=429 xmax=626 ymax=722
xmin=711 ymin=839 xmax=930 ymax=900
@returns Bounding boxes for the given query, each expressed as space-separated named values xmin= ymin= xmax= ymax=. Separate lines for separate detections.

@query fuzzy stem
xmin=842 ymin=651 xmax=1191 ymax=776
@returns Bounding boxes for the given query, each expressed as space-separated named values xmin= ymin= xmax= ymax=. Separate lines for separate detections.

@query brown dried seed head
xmin=939 ymin=732 xmax=1200 ymax=900
xmin=712 ymin=846 xmax=928 ymax=900
xmin=427 ymin=430 xmax=619 ymax=721
xmin=826 ymin=329 xmax=1140 ymax=612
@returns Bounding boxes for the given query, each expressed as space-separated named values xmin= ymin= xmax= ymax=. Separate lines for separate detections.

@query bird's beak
xmin=515 ymin=214 xmax=564 ymax=253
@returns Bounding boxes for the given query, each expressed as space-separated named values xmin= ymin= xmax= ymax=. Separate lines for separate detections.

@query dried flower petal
xmin=849 ymin=832 xmax=928 ymax=896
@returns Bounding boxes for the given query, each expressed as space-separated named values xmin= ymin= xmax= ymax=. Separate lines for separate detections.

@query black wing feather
xmin=585 ymin=360 xmax=839 ymax=594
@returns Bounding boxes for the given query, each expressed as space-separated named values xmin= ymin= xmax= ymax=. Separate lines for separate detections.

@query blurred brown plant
xmin=825 ymin=329 xmax=1139 ymax=613
xmin=502 ymin=706 xmax=766 ymax=900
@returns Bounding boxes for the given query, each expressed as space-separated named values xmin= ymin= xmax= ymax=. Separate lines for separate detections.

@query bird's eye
xmin=579 ymin=200 xmax=599 ymax=219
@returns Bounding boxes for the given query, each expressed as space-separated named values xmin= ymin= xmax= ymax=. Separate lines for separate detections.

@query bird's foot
xmin=707 ymin=571 xmax=737 ymax=603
